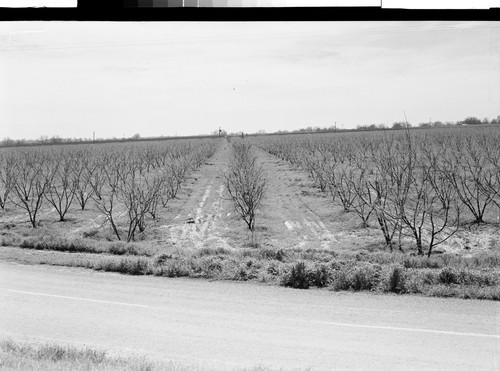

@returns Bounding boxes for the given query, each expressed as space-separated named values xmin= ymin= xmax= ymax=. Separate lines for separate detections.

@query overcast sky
xmin=1 ymin=21 xmax=499 ymax=140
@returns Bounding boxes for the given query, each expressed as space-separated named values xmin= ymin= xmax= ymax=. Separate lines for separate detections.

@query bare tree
xmin=328 ymin=166 xmax=357 ymax=212
xmin=224 ymin=142 xmax=267 ymax=239
xmin=44 ymin=156 xmax=77 ymax=221
xmin=0 ymin=151 xmax=15 ymax=210
xmin=444 ymin=137 xmax=496 ymax=223
xmin=481 ymin=139 xmax=500 ymax=223
xmin=72 ymin=151 xmax=96 ymax=211
xmin=90 ymin=164 xmax=122 ymax=240
xmin=118 ymin=169 xmax=163 ymax=242
xmin=363 ymin=135 xmax=411 ymax=252
xmin=388 ymin=164 xmax=461 ymax=257
xmin=303 ymin=150 xmax=330 ymax=192
xmin=149 ymin=170 xmax=176 ymax=219
xmin=87 ymin=158 xmax=106 ymax=202
xmin=368 ymin=176 xmax=403 ymax=251
xmin=9 ymin=152 xmax=51 ymax=228
xmin=168 ymin=157 xmax=191 ymax=199
xmin=346 ymin=167 xmax=375 ymax=227
xmin=482 ymin=166 xmax=500 ymax=223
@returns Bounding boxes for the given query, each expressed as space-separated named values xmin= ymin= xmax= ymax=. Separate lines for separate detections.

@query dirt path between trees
xmin=255 ymin=147 xmax=337 ymax=250
xmin=157 ymin=139 xmax=234 ymax=251
xmin=158 ymin=139 xmax=381 ymax=252
xmin=252 ymin=146 xmax=382 ymax=252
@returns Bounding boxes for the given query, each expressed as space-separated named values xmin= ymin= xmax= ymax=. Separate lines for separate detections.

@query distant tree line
xmin=357 ymin=115 xmax=499 ymax=131
xmin=264 ymin=114 xmax=500 ymax=135
xmin=3 ymin=114 xmax=499 ymax=148
xmin=0 ymin=133 xmax=218 ymax=148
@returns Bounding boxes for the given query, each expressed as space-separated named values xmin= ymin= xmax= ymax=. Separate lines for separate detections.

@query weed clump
xmin=191 ymin=256 xmax=225 ymax=278
xmin=108 ymin=242 xmax=138 ymax=256
xmin=281 ymin=261 xmax=340 ymax=289
xmin=1 ymin=339 xmax=107 ymax=364
xmin=438 ymin=267 xmax=460 ymax=285
xmin=281 ymin=261 xmax=310 ymax=289
xmin=259 ymin=247 xmax=287 ymax=262
xmin=154 ymin=254 xmax=173 ymax=265
xmin=82 ymin=229 xmax=99 ymax=239
xmin=195 ymin=246 xmax=232 ymax=257
xmin=352 ymin=265 xmax=380 ymax=291
xmin=331 ymin=264 xmax=380 ymax=291
xmin=95 ymin=257 xmax=151 ymax=275
xmin=309 ymin=263 xmax=332 ymax=287
xmin=386 ymin=265 xmax=406 ymax=293
xmin=153 ymin=259 xmax=191 ymax=277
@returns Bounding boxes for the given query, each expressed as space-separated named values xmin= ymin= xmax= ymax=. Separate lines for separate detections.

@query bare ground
xmin=254 ymin=146 xmax=380 ymax=252
xmin=154 ymin=140 xmax=235 ymax=251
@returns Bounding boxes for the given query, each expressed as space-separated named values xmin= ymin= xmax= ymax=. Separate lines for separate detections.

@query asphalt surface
xmin=0 ymin=261 xmax=499 ymax=370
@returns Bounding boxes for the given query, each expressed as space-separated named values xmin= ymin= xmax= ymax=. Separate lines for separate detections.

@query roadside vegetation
xmin=1 ymin=240 xmax=498 ymax=300
xmin=0 ymin=338 xmax=279 ymax=371
xmin=0 ymin=339 xmax=160 ymax=371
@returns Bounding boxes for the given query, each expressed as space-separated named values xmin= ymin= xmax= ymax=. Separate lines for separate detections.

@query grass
xmin=0 ymin=338 xmax=287 ymax=371
xmin=1 ymin=243 xmax=498 ymax=301
xmin=2 ymin=234 xmax=159 ymax=257
xmin=352 ymin=249 xmax=500 ymax=269
xmin=0 ymin=338 xmax=170 ymax=371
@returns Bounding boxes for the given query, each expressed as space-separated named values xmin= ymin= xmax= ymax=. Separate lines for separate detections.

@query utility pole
xmin=93 ymin=131 xmax=95 ymax=143
xmin=219 ymin=126 xmax=221 ymax=138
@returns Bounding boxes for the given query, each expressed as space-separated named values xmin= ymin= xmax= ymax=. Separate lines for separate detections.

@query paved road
xmin=0 ymin=262 xmax=498 ymax=370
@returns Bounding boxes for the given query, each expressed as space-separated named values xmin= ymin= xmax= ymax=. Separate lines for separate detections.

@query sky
xmin=1 ymin=21 xmax=499 ymax=140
